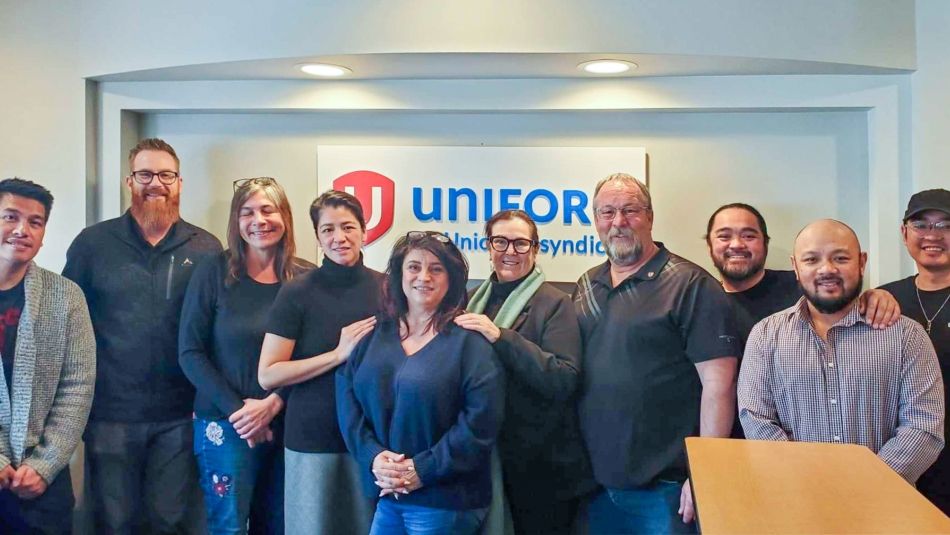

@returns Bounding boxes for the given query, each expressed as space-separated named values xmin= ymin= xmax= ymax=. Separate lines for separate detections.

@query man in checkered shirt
xmin=738 ymin=219 xmax=944 ymax=483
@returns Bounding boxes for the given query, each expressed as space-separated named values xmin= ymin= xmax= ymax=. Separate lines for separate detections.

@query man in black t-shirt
xmin=0 ymin=179 xmax=95 ymax=534
xmin=575 ymin=174 xmax=739 ymax=534
xmin=705 ymin=203 xmax=901 ymax=349
xmin=880 ymin=188 xmax=950 ymax=514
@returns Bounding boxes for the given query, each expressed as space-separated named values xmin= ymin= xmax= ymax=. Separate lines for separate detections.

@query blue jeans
xmin=588 ymin=481 xmax=696 ymax=534
xmin=370 ymin=499 xmax=487 ymax=535
xmin=0 ymin=467 xmax=73 ymax=534
xmin=194 ymin=417 xmax=284 ymax=535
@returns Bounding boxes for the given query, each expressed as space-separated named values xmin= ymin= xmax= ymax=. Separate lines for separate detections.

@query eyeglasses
xmin=906 ymin=220 xmax=950 ymax=235
xmin=233 ymin=177 xmax=277 ymax=192
xmin=594 ymin=204 xmax=649 ymax=221
xmin=130 ymin=170 xmax=180 ymax=185
xmin=406 ymin=230 xmax=451 ymax=244
xmin=488 ymin=236 xmax=536 ymax=254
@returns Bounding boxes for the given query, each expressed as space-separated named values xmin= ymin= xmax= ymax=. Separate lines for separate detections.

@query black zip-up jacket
xmin=63 ymin=211 xmax=222 ymax=422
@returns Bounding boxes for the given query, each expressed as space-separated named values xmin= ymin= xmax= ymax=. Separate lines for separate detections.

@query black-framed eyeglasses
xmin=488 ymin=236 xmax=536 ymax=254
xmin=233 ymin=177 xmax=278 ymax=192
xmin=130 ymin=170 xmax=180 ymax=185
xmin=906 ymin=220 xmax=950 ymax=235
xmin=406 ymin=230 xmax=451 ymax=244
xmin=594 ymin=204 xmax=649 ymax=221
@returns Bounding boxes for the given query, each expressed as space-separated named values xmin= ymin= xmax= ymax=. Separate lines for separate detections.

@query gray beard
xmin=605 ymin=230 xmax=643 ymax=266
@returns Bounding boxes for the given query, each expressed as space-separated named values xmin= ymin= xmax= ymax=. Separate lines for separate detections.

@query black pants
xmin=85 ymin=418 xmax=205 ymax=535
xmin=505 ymin=475 xmax=582 ymax=535
xmin=0 ymin=467 xmax=74 ymax=534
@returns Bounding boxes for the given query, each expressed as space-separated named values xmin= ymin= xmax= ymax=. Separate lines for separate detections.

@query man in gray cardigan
xmin=0 ymin=178 xmax=96 ymax=534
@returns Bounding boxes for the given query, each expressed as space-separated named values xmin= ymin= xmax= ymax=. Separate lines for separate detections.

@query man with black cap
xmin=880 ymin=188 xmax=950 ymax=513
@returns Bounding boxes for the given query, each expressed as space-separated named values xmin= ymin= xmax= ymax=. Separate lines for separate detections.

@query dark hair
xmin=226 ymin=177 xmax=299 ymax=286
xmin=0 ymin=178 xmax=54 ymax=220
xmin=128 ymin=138 xmax=180 ymax=172
xmin=704 ymin=203 xmax=771 ymax=246
xmin=309 ymin=189 xmax=366 ymax=230
xmin=383 ymin=232 xmax=469 ymax=339
xmin=484 ymin=209 xmax=540 ymax=248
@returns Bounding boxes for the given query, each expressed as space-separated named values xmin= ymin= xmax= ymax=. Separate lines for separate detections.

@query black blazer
xmin=476 ymin=282 xmax=596 ymax=501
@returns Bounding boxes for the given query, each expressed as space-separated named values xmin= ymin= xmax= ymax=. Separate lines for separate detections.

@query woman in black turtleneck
xmin=455 ymin=209 xmax=596 ymax=535
xmin=258 ymin=190 xmax=383 ymax=535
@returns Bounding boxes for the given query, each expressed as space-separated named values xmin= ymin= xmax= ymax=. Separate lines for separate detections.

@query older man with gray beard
xmin=572 ymin=173 xmax=740 ymax=534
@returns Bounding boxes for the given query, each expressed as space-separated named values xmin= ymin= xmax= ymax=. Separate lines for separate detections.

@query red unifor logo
xmin=332 ymin=170 xmax=395 ymax=246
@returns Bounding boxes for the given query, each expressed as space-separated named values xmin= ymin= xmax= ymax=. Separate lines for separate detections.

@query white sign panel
xmin=316 ymin=146 xmax=647 ymax=281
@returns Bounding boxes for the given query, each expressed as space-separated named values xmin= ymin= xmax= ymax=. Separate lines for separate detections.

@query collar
xmin=490 ymin=271 xmax=531 ymax=299
xmin=319 ymin=253 xmax=365 ymax=284
xmin=592 ymin=242 xmax=669 ymax=288
xmin=790 ymin=295 xmax=868 ymax=330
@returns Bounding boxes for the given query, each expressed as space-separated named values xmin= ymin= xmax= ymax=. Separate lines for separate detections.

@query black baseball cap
xmin=903 ymin=189 xmax=950 ymax=221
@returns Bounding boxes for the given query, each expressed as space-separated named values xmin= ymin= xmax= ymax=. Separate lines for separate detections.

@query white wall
xmin=913 ymin=0 xmax=950 ymax=192
xmin=0 ymin=0 xmax=86 ymax=271
xmin=143 ymin=110 xmax=868 ymax=279
xmin=76 ymin=0 xmax=915 ymax=77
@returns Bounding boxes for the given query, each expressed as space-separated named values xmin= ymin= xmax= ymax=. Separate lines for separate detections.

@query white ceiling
xmin=92 ymin=52 xmax=910 ymax=82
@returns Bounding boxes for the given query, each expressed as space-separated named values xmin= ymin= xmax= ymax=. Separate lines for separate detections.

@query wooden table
xmin=685 ymin=437 xmax=950 ymax=534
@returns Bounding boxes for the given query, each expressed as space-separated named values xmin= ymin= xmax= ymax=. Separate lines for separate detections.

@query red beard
xmin=130 ymin=188 xmax=180 ymax=234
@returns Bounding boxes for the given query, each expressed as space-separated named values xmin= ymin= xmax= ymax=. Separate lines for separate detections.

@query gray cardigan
xmin=0 ymin=263 xmax=96 ymax=483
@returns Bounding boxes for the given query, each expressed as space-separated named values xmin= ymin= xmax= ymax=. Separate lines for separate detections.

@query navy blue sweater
xmin=336 ymin=320 xmax=504 ymax=510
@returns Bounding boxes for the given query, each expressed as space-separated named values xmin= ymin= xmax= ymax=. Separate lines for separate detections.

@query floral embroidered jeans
xmin=193 ymin=417 xmax=284 ymax=535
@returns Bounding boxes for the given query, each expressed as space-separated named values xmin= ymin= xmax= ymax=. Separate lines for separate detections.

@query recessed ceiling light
xmin=297 ymin=63 xmax=352 ymax=77
xmin=578 ymin=59 xmax=637 ymax=75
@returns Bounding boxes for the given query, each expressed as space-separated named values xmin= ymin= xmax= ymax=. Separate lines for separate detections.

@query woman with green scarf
xmin=455 ymin=209 xmax=596 ymax=535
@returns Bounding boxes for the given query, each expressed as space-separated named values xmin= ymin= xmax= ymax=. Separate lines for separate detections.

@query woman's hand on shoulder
xmin=454 ymin=313 xmax=501 ymax=343
xmin=335 ymin=316 xmax=378 ymax=364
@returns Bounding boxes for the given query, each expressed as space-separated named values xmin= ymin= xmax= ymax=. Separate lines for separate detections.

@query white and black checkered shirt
xmin=738 ymin=297 xmax=945 ymax=483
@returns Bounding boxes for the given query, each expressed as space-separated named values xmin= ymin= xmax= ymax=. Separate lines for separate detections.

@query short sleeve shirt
xmin=727 ymin=269 xmax=801 ymax=349
xmin=266 ymin=261 xmax=383 ymax=453
xmin=574 ymin=244 xmax=740 ymax=488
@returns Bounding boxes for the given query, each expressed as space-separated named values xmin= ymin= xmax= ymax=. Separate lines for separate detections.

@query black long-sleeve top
xmin=337 ymin=320 xmax=505 ymax=510
xmin=178 ymin=252 xmax=313 ymax=419
xmin=63 ymin=211 xmax=222 ymax=422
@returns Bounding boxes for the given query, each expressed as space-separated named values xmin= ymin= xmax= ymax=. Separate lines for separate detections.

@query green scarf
xmin=466 ymin=266 xmax=545 ymax=328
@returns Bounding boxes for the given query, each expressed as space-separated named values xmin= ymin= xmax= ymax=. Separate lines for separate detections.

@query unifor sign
xmin=317 ymin=146 xmax=647 ymax=281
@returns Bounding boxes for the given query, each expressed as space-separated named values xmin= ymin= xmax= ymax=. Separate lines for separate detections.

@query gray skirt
xmin=284 ymin=449 xmax=373 ymax=535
